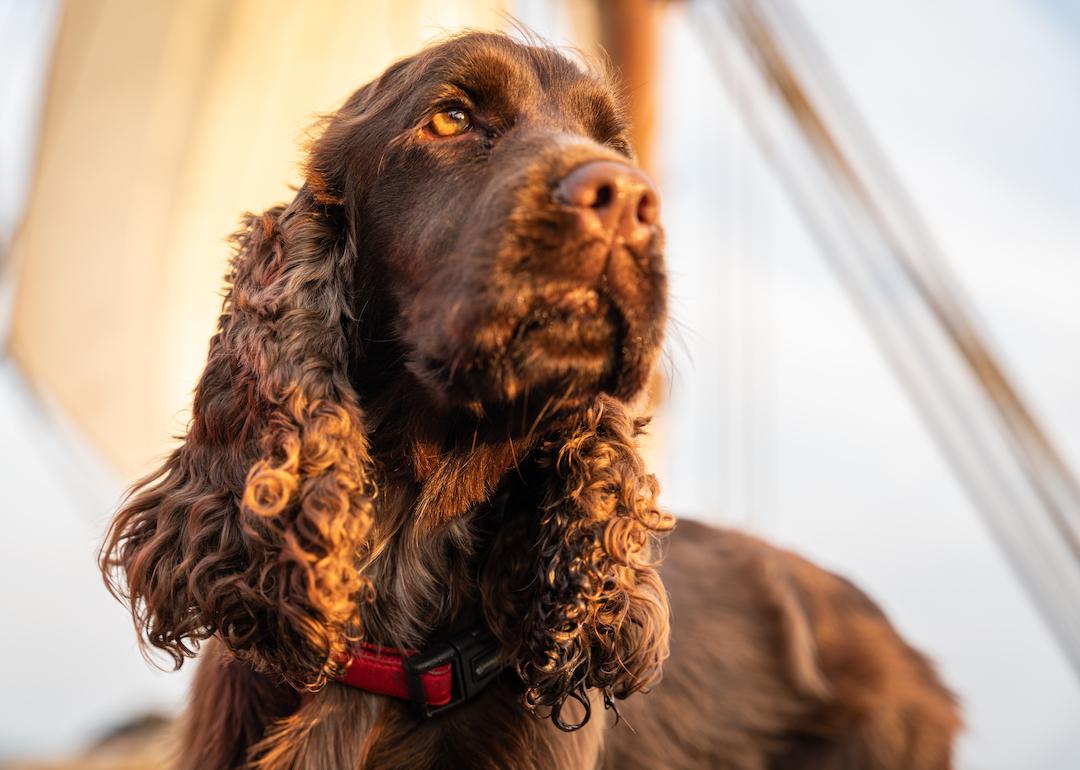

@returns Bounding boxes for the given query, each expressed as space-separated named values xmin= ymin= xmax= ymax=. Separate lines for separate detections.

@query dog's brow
xmin=444 ymin=49 xmax=539 ymax=106
xmin=426 ymin=82 xmax=474 ymax=108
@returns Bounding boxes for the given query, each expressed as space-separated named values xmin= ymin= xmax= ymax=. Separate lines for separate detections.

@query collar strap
xmin=336 ymin=625 xmax=502 ymax=719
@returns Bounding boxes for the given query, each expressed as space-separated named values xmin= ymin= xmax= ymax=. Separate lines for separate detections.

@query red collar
xmin=338 ymin=643 xmax=454 ymax=707
xmin=335 ymin=626 xmax=502 ymax=718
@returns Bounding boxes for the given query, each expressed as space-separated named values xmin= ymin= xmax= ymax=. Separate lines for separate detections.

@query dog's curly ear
xmin=484 ymin=396 xmax=674 ymax=730
xmin=101 ymin=185 xmax=375 ymax=691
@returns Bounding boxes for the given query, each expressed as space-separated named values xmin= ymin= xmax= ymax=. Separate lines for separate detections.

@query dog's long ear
xmin=484 ymin=396 xmax=674 ymax=729
xmin=101 ymin=183 xmax=375 ymax=691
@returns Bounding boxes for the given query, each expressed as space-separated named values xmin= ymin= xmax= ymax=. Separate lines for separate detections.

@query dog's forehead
xmin=419 ymin=34 xmax=615 ymax=120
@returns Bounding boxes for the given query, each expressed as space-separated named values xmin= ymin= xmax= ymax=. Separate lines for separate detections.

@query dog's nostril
xmin=636 ymin=190 xmax=658 ymax=226
xmin=592 ymin=184 xmax=614 ymax=210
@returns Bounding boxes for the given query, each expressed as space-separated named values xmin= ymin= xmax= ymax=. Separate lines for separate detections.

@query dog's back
xmin=606 ymin=520 xmax=961 ymax=770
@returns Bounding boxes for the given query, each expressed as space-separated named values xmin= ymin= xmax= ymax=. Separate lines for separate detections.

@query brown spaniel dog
xmin=100 ymin=32 xmax=960 ymax=770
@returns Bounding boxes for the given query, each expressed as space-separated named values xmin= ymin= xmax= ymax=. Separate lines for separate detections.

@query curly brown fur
xmin=482 ymin=398 xmax=672 ymax=728
xmin=101 ymin=193 xmax=376 ymax=692
xmin=100 ymin=31 xmax=959 ymax=770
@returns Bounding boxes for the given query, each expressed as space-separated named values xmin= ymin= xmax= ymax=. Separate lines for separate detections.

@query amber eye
xmin=427 ymin=108 xmax=472 ymax=137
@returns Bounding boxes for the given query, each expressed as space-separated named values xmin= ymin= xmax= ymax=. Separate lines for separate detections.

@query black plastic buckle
xmin=402 ymin=625 xmax=502 ymax=719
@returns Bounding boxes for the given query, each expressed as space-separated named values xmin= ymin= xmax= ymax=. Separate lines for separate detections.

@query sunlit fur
xmin=484 ymin=400 xmax=672 ymax=728
xmin=102 ymin=195 xmax=377 ymax=691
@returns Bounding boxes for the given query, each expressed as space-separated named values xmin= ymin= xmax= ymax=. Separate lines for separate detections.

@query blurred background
xmin=1 ymin=1 xmax=1078 ymax=768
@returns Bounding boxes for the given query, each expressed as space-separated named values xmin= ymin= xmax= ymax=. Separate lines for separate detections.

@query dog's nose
xmin=555 ymin=161 xmax=659 ymax=254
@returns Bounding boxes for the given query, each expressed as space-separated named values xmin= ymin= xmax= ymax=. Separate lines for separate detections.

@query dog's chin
xmin=412 ymin=291 xmax=660 ymax=417
xmin=436 ymin=332 xmax=616 ymax=412
xmin=438 ymin=346 xmax=654 ymax=425
xmin=419 ymin=351 xmax=654 ymax=431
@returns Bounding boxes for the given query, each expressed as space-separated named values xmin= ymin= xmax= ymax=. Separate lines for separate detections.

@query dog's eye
xmin=426 ymin=109 xmax=472 ymax=138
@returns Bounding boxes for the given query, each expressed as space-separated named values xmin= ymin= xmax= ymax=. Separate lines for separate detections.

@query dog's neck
xmin=350 ymin=363 xmax=544 ymax=650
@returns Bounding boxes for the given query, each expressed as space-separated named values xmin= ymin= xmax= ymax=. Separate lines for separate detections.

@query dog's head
xmin=102 ymin=32 xmax=670 ymax=726
xmin=314 ymin=31 xmax=666 ymax=409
